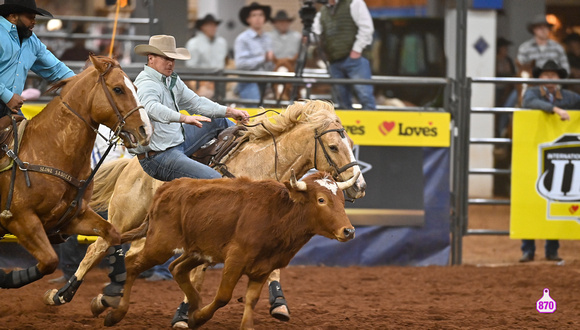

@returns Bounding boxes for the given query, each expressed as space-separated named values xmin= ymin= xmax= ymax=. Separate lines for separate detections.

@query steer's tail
xmin=120 ymin=214 xmax=149 ymax=243
xmin=89 ymin=157 xmax=132 ymax=212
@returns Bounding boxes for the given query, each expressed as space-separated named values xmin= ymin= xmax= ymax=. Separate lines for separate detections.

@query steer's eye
xmin=318 ymin=197 xmax=325 ymax=203
xmin=329 ymin=145 xmax=338 ymax=152
xmin=113 ymin=87 xmax=123 ymax=95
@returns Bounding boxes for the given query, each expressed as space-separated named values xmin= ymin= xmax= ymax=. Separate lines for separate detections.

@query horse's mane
xmin=244 ymin=100 xmax=340 ymax=142
xmin=45 ymin=56 xmax=120 ymax=95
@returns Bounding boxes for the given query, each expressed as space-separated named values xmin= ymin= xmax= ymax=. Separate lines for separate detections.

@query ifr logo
xmin=536 ymin=134 xmax=580 ymax=222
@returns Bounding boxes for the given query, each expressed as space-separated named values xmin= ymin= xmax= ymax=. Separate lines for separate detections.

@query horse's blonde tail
xmin=120 ymin=214 xmax=149 ymax=243
xmin=89 ymin=157 xmax=132 ymax=212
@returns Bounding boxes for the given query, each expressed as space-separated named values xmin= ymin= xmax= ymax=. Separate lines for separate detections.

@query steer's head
xmin=285 ymin=170 xmax=357 ymax=242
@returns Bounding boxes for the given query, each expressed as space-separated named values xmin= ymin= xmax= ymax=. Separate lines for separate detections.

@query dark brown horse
xmin=0 ymin=55 xmax=151 ymax=302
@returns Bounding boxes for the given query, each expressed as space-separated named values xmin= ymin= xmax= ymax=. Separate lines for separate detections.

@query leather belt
xmin=136 ymin=150 xmax=160 ymax=160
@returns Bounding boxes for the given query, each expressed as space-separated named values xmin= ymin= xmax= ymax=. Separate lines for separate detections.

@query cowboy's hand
xmin=265 ymin=51 xmax=275 ymax=62
xmin=180 ymin=114 xmax=212 ymax=128
xmin=349 ymin=50 xmax=361 ymax=59
xmin=553 ymin=107 xmax=570 ymax=121
xmin=6 ymin=94 xmax=24 ymax=113
xmin=226 ymin=107 xmax=250 ymax=124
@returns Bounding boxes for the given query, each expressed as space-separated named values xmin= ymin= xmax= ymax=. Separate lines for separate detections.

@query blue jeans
xmin=237 ymin=82 xmax=261 ymax=106
xmin=329 ymin=56 xmax=376 ymax=110
xmin=521 ymin=240 xmax=559 ymax=256
xmin=138 ymin=118 xmax=233 ymax=182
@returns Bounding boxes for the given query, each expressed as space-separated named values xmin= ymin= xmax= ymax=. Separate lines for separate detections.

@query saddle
xmin=0 ymin=115 xmax=26 ymax=172
xmin=191 ymin=125 xmax=247 ymax=168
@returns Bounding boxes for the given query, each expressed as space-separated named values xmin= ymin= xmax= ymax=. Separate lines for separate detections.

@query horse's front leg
xmin=0 ymin=213 xmax=57 ymax=288
xmin=267 ymin=268 xmax=290 ymax=321
xmin=60 ymin=208 xmax=126 ymax=309
xmin=43 ymin=235 xmax=111 ymax=306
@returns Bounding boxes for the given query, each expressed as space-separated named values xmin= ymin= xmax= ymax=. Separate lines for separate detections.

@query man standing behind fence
xmin=312 ymin=0 xmax=376 ymax=110
xmin=518 ymin=60 xmax=580 ymax=262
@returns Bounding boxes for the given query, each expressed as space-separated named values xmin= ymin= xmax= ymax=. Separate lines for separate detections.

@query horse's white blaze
xmin=315 ymin=178 xmax=338 ymax=195
xmin=124 ymin=76 xmax=152 ymax=138
xmin=341 ymin=135 xmax=365 ymax=185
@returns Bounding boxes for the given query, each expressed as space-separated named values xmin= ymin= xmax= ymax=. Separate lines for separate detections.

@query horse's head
xmin=85 ymin=55 xmax=152 ymax=148
xmin=303 ymin=101 xmax=366 ymax=199
xmin=313 ymin=120 xmax=366 ymax=199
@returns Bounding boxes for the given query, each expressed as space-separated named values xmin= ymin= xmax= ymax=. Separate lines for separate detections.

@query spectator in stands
xmin=519 ymin=60 xmax=580 ymax=262
xmin=0 ymin=0 xmax=74 ymax=117
xmin=267 ymin=10 xmax=301 ymax=60
xmin=564 ymin=32 xmax=580 ymax=94
xmin=60 ymin=25 xmax=92 ymax=62
xmin=234 ymin=2 xmax=274 ymax=104
xmin=517 ymin=14 xmax=570 ymax=74
xmin=185 ymin=14 xmax=228 ymax=70
xmin=185 ymin=14 xmax=228 ymax=100
xmin=312 ymin=0 xmax=376 ymax=110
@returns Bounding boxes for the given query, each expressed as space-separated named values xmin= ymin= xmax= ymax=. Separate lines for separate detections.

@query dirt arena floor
xmin=1 ymin=205 xmax=580 ymax=329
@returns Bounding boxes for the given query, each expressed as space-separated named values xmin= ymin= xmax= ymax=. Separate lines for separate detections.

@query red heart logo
xmin=379 ymin=121 xmax=396 ymax=135
xmin=428 ymin=121 xmax=433 ymax=126
xmin=569 ymin=205 xmax=579 ymax=214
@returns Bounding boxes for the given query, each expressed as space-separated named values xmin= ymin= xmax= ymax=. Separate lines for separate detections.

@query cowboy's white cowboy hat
xmin=134 ymin=35 xmax=191 ymax=60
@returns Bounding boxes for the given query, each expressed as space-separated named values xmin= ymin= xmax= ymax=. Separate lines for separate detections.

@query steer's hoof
xmin=270 ymin=304 xmax=290 ymax=322
xmin=43 ymin=289 xmax=58 ymax=306
xmin=91 ymin=294 xmax=107 ymax=317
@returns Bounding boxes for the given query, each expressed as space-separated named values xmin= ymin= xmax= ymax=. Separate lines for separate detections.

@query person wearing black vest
xmin=313 ymin=0 xmax=376 ymax=110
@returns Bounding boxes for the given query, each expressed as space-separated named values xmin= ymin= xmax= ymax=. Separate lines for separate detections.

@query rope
xmin=108 ymin=1 xmax=122 ymax=58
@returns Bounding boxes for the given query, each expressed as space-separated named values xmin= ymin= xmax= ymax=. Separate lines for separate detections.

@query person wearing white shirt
xmin=312 ymin=0 xmax=376 ymax=110
xmin=267 ymin=10 xmax=301 ymax=59
xmin=185 ymin=14 xmax=228 ymax=70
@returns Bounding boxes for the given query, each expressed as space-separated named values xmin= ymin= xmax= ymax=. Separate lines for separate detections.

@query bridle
xmin=314 ymin=127 xmax=359 ymax=179
xmin=62 ymin=62 xmax=143 ymax=143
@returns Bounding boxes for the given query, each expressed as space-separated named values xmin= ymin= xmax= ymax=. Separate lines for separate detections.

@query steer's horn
xmin=337 ymin=172 xmax=361 ymax=191
xmin=289 ymin=169 xmax=307 ymax=191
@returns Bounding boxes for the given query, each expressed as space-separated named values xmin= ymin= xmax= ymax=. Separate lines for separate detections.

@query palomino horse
xmin=0 ymin=55 xmax=151 ymax=295
xmin=46 ymin=100 xmax=366 ymax=323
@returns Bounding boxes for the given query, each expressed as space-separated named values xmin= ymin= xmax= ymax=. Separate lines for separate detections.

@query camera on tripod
xmin=299 ymin=0 xmax=328 ymax=34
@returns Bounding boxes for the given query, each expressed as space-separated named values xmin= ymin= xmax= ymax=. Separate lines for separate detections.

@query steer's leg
xmin=267 ymin=268 xmax=290 ymax=321
xmin=190 ymin=261 xmax=243 ymax=329
xmin=241 ymin=278 xmax=267 ymax=330
xmin=172 ymin=263 xmax=209 ymax=329
xmin=101 ymin=237 xmax=173 ymax=327
xmin=170 ymin=255 xmax=205 ymax=328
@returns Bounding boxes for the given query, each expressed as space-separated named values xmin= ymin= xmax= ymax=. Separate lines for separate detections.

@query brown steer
xmin=102 ymin=171 xmax=357 ymax=329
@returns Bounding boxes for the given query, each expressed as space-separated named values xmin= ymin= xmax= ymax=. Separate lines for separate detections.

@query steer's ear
xmin=284 ymin=181 xmax=308 ymax=203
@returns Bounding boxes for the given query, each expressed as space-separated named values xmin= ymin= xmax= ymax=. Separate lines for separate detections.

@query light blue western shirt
xmin=130 ymin=65 xmax=227 ymax=154
xmin=0 ymin=16 xmax=74 ymax=104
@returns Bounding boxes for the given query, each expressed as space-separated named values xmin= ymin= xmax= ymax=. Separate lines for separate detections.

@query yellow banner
xmin=511 ymin=110 xmax=580 ymax=239
xmin=242 ymin=109 xmax=450 ymax=147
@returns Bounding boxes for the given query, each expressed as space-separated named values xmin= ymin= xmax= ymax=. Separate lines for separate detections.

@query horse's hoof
xmin=270 ymin=305 xmax=290 ymax=322
xmin=172 ymin=321 xmax=188 ymax=329
xmin=91 ymin=294 xmax=107 ymax=317
xmin=43 ymin=289 xmax=58 ymax=306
